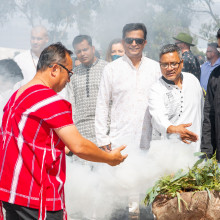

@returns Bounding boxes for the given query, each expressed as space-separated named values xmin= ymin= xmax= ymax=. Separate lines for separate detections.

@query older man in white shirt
xmin=95 ymin=23 xmax=161 ymax=151
xmin=148 ymin=44 xmax=203 ymax=152
xmin=14 ymin=26 xmax=48 ymax=84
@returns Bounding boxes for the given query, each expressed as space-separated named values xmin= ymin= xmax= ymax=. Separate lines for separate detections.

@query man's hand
xmin=167 ymin=123 xmax=198 ymax=144
xmin=100 ymin=144 xmax=112 ymax=152
xmin=107 ymin=145 xmax=128 ymax=166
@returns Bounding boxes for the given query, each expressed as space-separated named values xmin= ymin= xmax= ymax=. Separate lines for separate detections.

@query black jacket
xmin=201 ymin=65 xmax=220 ymax=161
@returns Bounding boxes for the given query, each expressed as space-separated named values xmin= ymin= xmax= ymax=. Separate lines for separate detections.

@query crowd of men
xmin=0 ymin=23 xmax=220 ymax=220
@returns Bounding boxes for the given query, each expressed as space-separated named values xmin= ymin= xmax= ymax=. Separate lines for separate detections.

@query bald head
xmin=31 ymin=26 xmax=49 ymax=57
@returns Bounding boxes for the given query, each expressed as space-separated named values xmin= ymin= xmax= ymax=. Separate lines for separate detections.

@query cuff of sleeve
xmin=97 ymin=137 xmax=111 ymax=148
xmin=162 ymin=122 xmax=173 ymax=135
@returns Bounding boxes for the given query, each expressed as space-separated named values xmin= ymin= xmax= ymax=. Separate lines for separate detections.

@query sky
xmin=0 ymin=1 xmax=219 ymax=52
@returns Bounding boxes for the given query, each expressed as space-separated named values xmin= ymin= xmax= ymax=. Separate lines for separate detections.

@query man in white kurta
xmin=148 ymin=44 xmax=203 ymax=152
xmin=14 ymin=26 xmax=48 ymax=83
xmin=95 ymin=23 xmax=161 ymax=150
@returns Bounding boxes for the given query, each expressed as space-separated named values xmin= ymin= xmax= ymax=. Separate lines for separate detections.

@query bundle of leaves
xmin=144 ymin=152 xmax=220 ymax=210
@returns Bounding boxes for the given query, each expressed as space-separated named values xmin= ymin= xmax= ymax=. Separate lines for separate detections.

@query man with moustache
xmin=95 ymin=23 xmax=161 ymax=152
xmin=0 ymin=42 xmax=127 ymax=220
xmin=148 ymin=44 xmax=203 ymax=152
xmin=95 ymin=23 xmax=161 ymax=219
xmin=14 ymin=25 xmax=49 ymax=84
xmin=201 ymin=28 xmax=220 ymax=162
xmin=200 ymin=43 xmax=220 ymax=92
xmin=66 ymin=35 xmax=107 ymax=149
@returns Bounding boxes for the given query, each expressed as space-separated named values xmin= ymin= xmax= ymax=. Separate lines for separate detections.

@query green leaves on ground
xmin=144 ymin=152 xmax=220 ymax=210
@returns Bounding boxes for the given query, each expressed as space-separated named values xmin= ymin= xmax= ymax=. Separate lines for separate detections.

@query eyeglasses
xmin=49 ymin=63 xmax=73 ymax=78
xmin=160 ymin=61 xmax=182 ymax=69
xmin=124 ymin=38 xmax=145 ymax=45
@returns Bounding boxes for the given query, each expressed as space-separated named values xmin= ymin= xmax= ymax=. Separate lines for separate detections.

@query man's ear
xmin=49 ymin=64 xmax=59 ymax=77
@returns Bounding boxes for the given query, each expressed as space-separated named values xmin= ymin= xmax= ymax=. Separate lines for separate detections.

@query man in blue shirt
xmin=200 ymin=43 xmax=220 ymax=91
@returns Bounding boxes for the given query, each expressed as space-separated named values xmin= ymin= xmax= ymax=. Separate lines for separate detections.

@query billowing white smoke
xmin=65 ymin=139 xmax=198 ymax=219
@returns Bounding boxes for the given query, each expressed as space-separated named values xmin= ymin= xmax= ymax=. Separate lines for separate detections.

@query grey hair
xmin=159 ymin=44 xmax=182 ymax=60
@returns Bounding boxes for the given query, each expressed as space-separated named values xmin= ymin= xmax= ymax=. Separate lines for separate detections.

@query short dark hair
xmin=208 ymin=42 xmax=218 ymax=48
xmin=72 ymin=35 xmax=93 ymax=48
xmin=208 ymin=42 xmax=219 ymax=55
xmin=159 ymin=44 xmax=182 ymax=60
xmin=37 ymin=42 xmax=73 ymax=72
xmin=0 ymin=59 xmax=23 ymax=81
xmin=122 ymin=23 xmax=147 ymax=40
xmin=216 ymin=28 xmax=220 ymax=39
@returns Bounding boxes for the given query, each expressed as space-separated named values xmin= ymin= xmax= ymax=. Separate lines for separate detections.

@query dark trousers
xmin=2 ymin=202 xmax=63 ymax=220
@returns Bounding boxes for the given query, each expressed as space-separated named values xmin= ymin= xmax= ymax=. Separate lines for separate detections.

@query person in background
xmin=106 ymin=38 xmax=125 ymax=62
xmin=173 ymin=32 xmax=201 ymax=80
xmin=14 ymin=25 xmax=48 ymax=84
xmin=0 ymin=42 xmax=127 ymax=220
xmin=201 ymin=28 xmax=220 ymax=162
xmin=148 ymin=44 xmax=203 ymax=152
xmin=66 ymin=35 xmax=108 ymax=149
xmin=0 ymin=59 xmax=23 ymax=124
xmin=200 ymin=43 xmax=220 ymax=92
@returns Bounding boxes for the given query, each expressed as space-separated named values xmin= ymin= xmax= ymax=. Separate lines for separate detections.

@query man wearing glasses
xmin=96 ymin=23 xmax=161 ymax=152
xmin=148 ymin=44 xmax=203 ymax=151
xmin=201 ymin=28 xmax=220 ymax=162
xmin=0 ymin=42 xmax=127 ymax=220
xmin=95 ymin=23 xmax=161 ymax=218
xmin=200 ymin=43 xmax=220 ymax=92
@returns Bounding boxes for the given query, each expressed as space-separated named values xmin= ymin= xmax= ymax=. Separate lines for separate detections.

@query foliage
xmin=0 ymin=0 xmax=213 ymax=57
xmin=144 ymin=152 xmax=220 ymax=210
xmin=190 ymin=0 xmax=220 ymax=42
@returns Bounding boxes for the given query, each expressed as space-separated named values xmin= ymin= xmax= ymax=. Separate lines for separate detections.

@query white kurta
xmin=14 ymin=50 xmax=67 ymax=98
xmin=95 ymin=54 xmax=161 ymax=149
xmin=148 ymin=72 xmax=204 ymax=152
xmin=14 ymin=50 xmax=37 ymax=83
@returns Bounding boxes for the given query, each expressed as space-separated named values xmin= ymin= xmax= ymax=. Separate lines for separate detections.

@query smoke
xmin=65 ymin=139 xmax=198 ymax=219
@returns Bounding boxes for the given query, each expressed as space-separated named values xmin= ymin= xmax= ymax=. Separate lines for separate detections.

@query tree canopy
xmin=0 ymin=0 xmax=218 ymax=59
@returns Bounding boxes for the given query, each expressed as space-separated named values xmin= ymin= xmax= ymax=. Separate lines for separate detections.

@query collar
xmin=82 ymin=58 xmax=99 ymax=69
xmin=162 ymin=73 xmax=183 ymax=85
xmin=123 ymin=54 xmax=144 ymax=69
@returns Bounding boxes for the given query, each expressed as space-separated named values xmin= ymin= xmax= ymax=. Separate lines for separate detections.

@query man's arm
xmin=201 ymin=73 xmax=216 ymax=158
xmin=95 ymin=66 xmax=112 ymax=148
xmin=55 ymin=125 xmax=127 ymax=166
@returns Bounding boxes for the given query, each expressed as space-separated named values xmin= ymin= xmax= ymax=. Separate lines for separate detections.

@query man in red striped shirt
xmin=0 ymin=42 xmax=127 ymax=220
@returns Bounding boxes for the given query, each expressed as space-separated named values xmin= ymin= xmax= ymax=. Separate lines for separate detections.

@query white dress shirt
xmin=14 ymin=50 xmax=37 ymax=83
xmin=148 ymin=72 xmax=204 ymax=152
xmin=14 ymin=50 xmax=67 ymax=99
xmin=95 ymin=54 xmax=161 ymax=149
